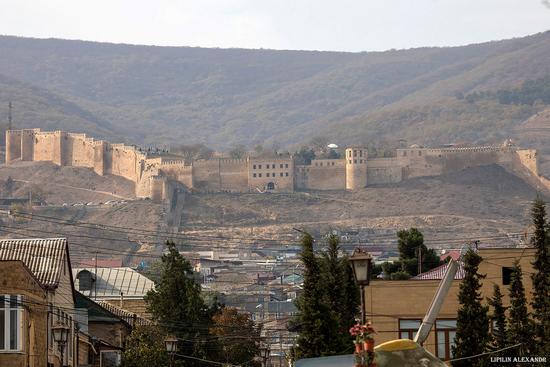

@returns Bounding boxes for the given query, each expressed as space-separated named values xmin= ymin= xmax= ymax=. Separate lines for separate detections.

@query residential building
xmin=0 ymin=238 xmax=79 ymax=367
xmin=365 ymin=247 xmax=536 ymax=362
xmin=73 ymin=267 xmax=154 ymax=317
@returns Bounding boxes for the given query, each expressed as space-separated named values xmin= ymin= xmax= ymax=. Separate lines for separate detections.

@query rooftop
xmin=73 ymin=267 xmax=155 ymax=299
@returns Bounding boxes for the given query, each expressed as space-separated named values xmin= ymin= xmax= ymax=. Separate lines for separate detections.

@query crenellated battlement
xmin=5 ymin=128 xmax=546 ymax=200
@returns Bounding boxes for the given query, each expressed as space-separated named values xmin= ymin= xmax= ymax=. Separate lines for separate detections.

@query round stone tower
xmin=345 ymin=147 xmax=367 ymax=190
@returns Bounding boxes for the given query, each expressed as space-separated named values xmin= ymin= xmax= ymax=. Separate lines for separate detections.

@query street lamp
xmin=165 ymin=335 xmax=178 ymax=366
xmin=52 ymin=322 xmax=70 ymax=367
xmin=349 ymin=247 xmax=372 ymax=324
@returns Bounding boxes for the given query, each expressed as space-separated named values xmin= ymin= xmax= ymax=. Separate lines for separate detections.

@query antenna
xmin=8 ymin=102 xmax=12 ymax=130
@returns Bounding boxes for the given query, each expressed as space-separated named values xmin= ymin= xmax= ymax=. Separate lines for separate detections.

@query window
xmin=348 ymin=160 xmax=352 ymax=164
xmin=1 ymin=295 xmax=23 ymax=351
xmin=359 ymin=150 xmax=363 ymax=157
xmin=280 ymin=173 xmax=283 ymax=177
xmin=100 ymin=350 xmax=121 ymax=367
xmin=253 ymin=165 xmax=256 ymax=169
xmin=266 ymin=173 xmax=270 ymax=177
xmin=77 ymin=270 xmax=95 ymax=292
xmin=253 ymin=173 xmax=257 ymax=178
xmin=398 ymin=319 xmax=421 ymax=340
xmin=332 ymin=162 xmax=335 ymax=166
xmin=285 ymin=164 xmax=288 ymax=168
xmin=285 ymin=172 xmax=289 ymax=177
xmin=359 ymin=160 xmax=363 ymax=163
xmin=258 ymin=165 xmax=262 ymax=169
xmin=502 ymin=267 xmax=513 ymax=285
xmin=419 ymin=151 xmax=422 ymax=156
xmin=435 ymin=319 xmax=457 ymax=360
xmin=354 ymin=160 xmax=357 ymax=164
xmin=280 ymin=164 xmax=283 ymax=168
xmin=272 ymin=172 xmax=275 ymax=177
xmin=258 ymin=173 xmax=262 ymax=178
xmin=403 ymin=151 xmax=407 ymax=157
xmin=272 ymin=164 xmax=275 ymax=169
xmin=353 ymin=151 xmax=357 ymax=157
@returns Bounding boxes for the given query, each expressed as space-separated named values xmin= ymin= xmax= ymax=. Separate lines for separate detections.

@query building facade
xmin=5 ymin=129 xmax=550 ymax=201
xmin=366 ymin=247 xmax=537 ymax=362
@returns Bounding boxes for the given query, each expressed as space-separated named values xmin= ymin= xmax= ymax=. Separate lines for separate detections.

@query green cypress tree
xmin=320 ymin=234 xmax=349 ymax=353
xmin=292 ymin=233 xmax=333 ymax=358
xmin=341 ymin=255 xmax=360 ymax=333
xmin=452 ymin=248 xmax=490 ymax=367
xmin=529 ymin=198 xmax=550 ymax=355
xmin=144 ymin=241 xmax=215 ymax=364
xmin=508 ymin=261 xmax=535 ymax=355
xmin=487 ymin=285 xmax=507 ymax=366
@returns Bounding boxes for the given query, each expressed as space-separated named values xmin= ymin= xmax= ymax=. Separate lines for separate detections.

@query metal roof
xmin=73 ymin=267 xmax=154 ymax=299
xmin=0 ymin=238 xmax=68 ymax=288
xmin=411 ymin=261 xmax=465 ymax=280
xmin=96 ymin=301 xmax=150 ymax=326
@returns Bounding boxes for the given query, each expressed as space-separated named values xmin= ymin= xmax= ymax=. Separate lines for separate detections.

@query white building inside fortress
xmin=5 ymin=129 xmax=550 ymax=202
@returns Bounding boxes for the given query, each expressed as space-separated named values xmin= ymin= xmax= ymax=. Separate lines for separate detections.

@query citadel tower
xmin=345 ymin=147 xmax=367 ymax=190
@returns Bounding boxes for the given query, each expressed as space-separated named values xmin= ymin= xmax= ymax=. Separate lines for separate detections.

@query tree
xmin=508 ymin=261 xmax=535 ymax=355
xmin=210 ymin=307 xmax=261 ymax=367
xmin=291 ymin=233 xmax=333 ymax=358
xmin=487 ymin=285 xmax=507 ymax=365
xmin=295 ymin=146 xmax=316 ymax=165
xmin=121 ymin=325 xmax=171 ymax=367
xmin=529 ymin=198 xmax=550 ymax=355
xmin=144 ymin=241 xmax=216 ymax=364
xmin=396 ymin=228 xmax=440 ymax=277
xmin=173 ymin=143 xmax=213 ymax=161
xmin=452 ymin=248 xmax=489 ymax=367
xmin=229 ymin=144 xmax=247 ymax=159
xmin=319 ymin=235 xmax=354 ymax=352
xmin=309 ymin=136 xmax=329 ymax=153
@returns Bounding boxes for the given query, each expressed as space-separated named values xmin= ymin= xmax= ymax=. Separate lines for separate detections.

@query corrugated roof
xmin=0 ymin=238 xmax=68 ymax=288
xmin=73 ymin=267 xmax=154 ymax=299
xmin=411 ymin=261 xmax=465 ymax=280
xmin=96 ymin=301 xmax=150 ymax=326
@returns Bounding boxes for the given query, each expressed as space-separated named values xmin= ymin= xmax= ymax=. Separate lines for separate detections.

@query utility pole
xmin=8 ymin=101 xmax=12 ymax=130
xmin=417 ymin=246 xmax=422 ymax=275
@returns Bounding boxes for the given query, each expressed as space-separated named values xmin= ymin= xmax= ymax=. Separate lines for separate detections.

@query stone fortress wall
xmin=5 ymin=129 xmax=550 ymax=202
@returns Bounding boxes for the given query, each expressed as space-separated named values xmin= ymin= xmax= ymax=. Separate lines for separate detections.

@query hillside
xmin=0 ymin=32 xmax=550 ymax=149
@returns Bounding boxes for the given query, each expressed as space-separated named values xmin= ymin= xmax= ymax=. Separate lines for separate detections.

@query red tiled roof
xmin=440 ymin=250 xmax=461 ymax=261
xmin=411 ymin=261 xmax=465 ymax=280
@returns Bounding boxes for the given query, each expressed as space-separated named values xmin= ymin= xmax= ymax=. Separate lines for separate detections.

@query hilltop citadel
xmin=5 ymin=128 xmax=550 ymax=201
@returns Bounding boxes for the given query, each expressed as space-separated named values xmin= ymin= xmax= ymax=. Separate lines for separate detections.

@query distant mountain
xmin=0 ymin=33 xmax=549 ymax=150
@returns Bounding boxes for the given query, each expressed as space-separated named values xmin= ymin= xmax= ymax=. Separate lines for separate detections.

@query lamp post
xmin=52 ymin=322 xmax=70 ymax=367
xmin=349 ymin=247 xmax=372 ymax=324
xmin=165 ymin=335 xmax=178 ymax=367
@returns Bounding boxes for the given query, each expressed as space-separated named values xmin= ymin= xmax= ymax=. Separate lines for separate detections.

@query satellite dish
xmin=327 ymin=143 xmax=338 ymax=149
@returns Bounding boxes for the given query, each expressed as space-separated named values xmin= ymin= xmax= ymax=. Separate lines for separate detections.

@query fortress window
xmin=267 ymin=173 xmax=270 ymax=177
xmin=403 ymin=152 xmax=407 ymax=157
xmin=359 ymin=150 xmax=363 ymax=157
xmin=258 ymin=164 xmax=262 ymax=169
xmin=253 ymin=173 xmax=257 ymax=178
xmin=332 ymin=162 xmax=335 ymax=166
xmin=354 ymin=160 xmax=357 ymax=164
xmin=285 ymin=164 xmax=288 ymax=168
xmin=258 ymin=173 xmax=262 ymax=177
xmin=353 ymin=151 xmax=357 ymax=157
xmin=272 ymin=164 xmax=275 ymax=169
xmin=360 ymin=160 xmax=363 ymax=163
xmin=280 ymin=172 xmax=283 ymax=177
xmin=253 ymin=164 xmax=257 ymax=169
xmin=348 ymin=160 xmax=352 ymax=164
xmin=273 ymin=172 xmax=275 ymax=177
xmin=280 ymin=164 xmax=283 ymax=168
xmin=320 ymin=163 xmax=323 ymax=166
xmin=285 ymin=172 xmax=289 ymax=176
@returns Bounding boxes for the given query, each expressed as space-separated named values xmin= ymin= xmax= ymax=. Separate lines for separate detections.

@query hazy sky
xmin=1 ymin=0 xmax=549 ymax=52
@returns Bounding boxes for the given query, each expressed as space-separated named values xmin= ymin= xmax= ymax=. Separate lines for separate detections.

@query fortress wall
xmin=66 ymin=135 xmax=95 ymax=168
xmin=193 ymin=160 xmax=221 ymax=191
xmin=248 ymin=158 xmax=294 ymax=192
xmin=397 ymin=147 xmax=503 ymax=179
xmin=33 ymin=132 xmax=58 ymax=163
xmin=219 ymin=159 xmax=248 ymax=192
xmin=296 ymin=160 xmax=346 ymax=190
xmin=159 ymin=164 xmax=193 ymax=189
xmin=106 ymin=145 xmax=141 ymax=182
xmin=366 ymin=158 xmax=402 ymax=184
xmin=149 ymin=176 xmax=166 ymax=202
xmin=6 ymin=130 xmax=22 ymax=162
xmin=93 ymin=141 xmax=107 ymax=175
xmin=20 ymin=129 xmax=36 ymax=161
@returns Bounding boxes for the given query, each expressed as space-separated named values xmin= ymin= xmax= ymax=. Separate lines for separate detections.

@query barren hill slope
xmin=1 ymin=32 xmax=550 ymax=149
